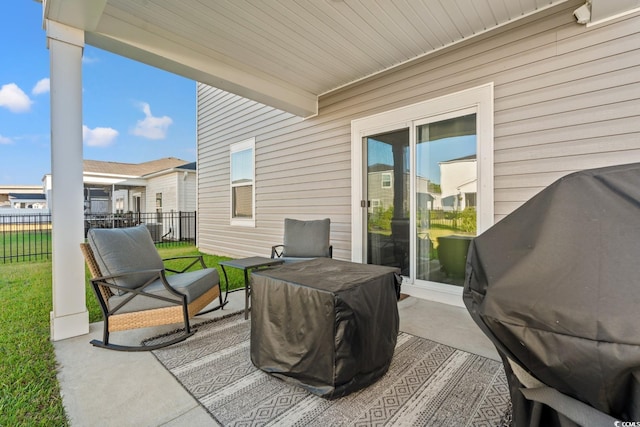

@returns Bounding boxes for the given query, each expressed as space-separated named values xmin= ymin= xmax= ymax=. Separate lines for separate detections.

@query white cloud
xmin=132 ymin=102 xmax=173 ymax=140
xmin=82 ymin=55 xmax=99 ymax=64
xmin=0 ymin=83 xmax=32 ymax=113
xmin=83 ymin=125 xmax=119 ymax=147
xmin=32 ymin=78 xmax=50 ymax=95
xmin=0 ymin=134 xmax=12 ymax=144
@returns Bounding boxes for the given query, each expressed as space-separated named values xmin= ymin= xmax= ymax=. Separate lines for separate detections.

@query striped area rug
xmin=147 ymin=312 xmax=511 ymax=426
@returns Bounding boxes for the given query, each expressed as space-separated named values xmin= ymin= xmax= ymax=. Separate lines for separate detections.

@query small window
xmin=230 ymin=138 xmax=255 ymax=226
xmin=115 ymin=196 xmax=124 ymax=214
xmin=381 ymin=173 xmax=392 ymax=188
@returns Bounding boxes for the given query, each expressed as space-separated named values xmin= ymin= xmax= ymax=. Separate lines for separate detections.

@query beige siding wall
xmin=198 ymin=0 xmax=640 ymax=259
xmin=146 ymin=174 xmax=178 ymax=212
xmin=177 ymin=172 xmax=197 ymax=212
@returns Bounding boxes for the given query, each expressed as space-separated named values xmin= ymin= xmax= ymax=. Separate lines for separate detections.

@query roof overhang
xmin=589 ymin=0 xmax=640 ymax=25
xmin=42 ymin=0 xmax=640 ymax=118
xmin=83 ymin=175 xmax=147 ymax=187
xmin=143 ymin=167 xmax=196 ymax=179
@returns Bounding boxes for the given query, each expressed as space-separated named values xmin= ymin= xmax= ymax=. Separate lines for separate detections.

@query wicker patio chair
xmin=81 ymin=225 xmax=221 ymax=351
xmin=271 ymin=218 xmax=332 ymax=262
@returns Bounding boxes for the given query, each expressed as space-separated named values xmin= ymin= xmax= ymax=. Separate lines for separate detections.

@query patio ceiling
xmin=43 ymin=0 xmax=640 ymax=117
xmin=43 ymin=0 xmax=584 ymax=118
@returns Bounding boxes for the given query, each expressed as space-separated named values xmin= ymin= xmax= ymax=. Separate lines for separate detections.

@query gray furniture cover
xmin=250 ymin=258 xmax=401 ymax=399
xmin=463 ymin=163 xmax=640 ymax=425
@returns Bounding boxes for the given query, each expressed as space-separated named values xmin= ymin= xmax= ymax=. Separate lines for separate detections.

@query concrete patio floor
xmin=54 ymin=291 xmax=498 ymax=426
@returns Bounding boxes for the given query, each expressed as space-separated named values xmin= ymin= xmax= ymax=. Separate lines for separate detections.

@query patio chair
xmin=271 ymin=218 xmax=332 ymax=262
xmin=81 ymin=224 xmax=221 ymax=351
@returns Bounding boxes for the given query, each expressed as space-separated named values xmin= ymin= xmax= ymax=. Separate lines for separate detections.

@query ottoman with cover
xmin=250 ymin=258 xmax=401 ymax=398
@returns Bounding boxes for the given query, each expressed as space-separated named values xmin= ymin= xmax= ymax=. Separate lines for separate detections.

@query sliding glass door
xmin=365 ymin=112 xmax=478 ymax=288
xmin=366 ymin=128 xmax=410 ymax=275
xmin=415 ymin=113 xmax=477 ymax=287
xmin=352 ymin=84 xmax=493 ymax=304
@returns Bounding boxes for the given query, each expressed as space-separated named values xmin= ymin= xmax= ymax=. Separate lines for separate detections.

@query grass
xmin=0 ymin=245 xmax=244 ymax=425
xmin=0 ymin=261 xmax=66 ymax=426
xmin=0 ymin=230 xmax=51 ymax=263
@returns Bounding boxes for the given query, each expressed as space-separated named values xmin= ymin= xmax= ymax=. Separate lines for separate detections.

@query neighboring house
xmin=367 ymin=165 xmax=440 ymax=214
xmin=439 ymin=156 xmax=477 ymax=212
xmin=42 ymin=0 xmax=640 ymax=340
xmin=43 ymin=158 xmax=196 ymax=215
xmin=0 ymin=185 xmax=46 ymax=209
xmin=8 ymin=193 xmax=48 ymax=209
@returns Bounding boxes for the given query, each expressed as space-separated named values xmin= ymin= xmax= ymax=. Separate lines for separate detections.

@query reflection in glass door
xmin=416 ymin=114 xmax=477 ymax=287
xmin=366 ymin=129 xmax=410 ymax=276
xmin=365 ymin=113 xmax=478 ymax=287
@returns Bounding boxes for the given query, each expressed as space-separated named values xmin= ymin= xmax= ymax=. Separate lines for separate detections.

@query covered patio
xmin=41 ymin=0 xmax=640 ymax=424
xmin=43 ymin=0 xmax=640 ymax=342
xmin=54 ymin=291 xmax=498 ymax=425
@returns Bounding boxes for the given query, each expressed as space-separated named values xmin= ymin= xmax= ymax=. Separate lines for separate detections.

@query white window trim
xmin=230 ymin=137 xmax=256 ymax=227
xmin=350 ymin=83 xmax=494 ymax=307
xmin=381 ymin=173 xmax=392 ymax=188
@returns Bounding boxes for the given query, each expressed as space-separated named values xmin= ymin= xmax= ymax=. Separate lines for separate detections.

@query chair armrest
xmin=271 ymin=245 xmax=333 ymax=258
xmin=91 ymin=268 xmax=163 ymax=284
xmin=271 ymin=245 xmax=284 ymax=258
xmin=90 ymin=268 xmax=166 ymax=299
xmin=162 ymin=255 xmax=206 ymax=273
xmin=91 ymin=268 xmax=187 ymax=311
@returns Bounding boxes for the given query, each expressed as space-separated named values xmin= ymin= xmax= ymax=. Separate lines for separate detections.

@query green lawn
xmin=0 ymin=230 xmax=51 ymax=263
xmin=0 ymin=245 xmax=243 ymax=426
xmin=0 ymin=261 xmax=65 ymax=426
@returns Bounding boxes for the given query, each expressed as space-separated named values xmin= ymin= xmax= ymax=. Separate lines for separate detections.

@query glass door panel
xmin=366 ymin=128 xmax=410 ymax=276
xmin=415 ymin=113 xmax=477 ymax=286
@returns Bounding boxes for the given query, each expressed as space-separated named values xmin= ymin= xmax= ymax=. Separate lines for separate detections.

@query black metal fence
xmin=0 ymin=211 xmax=196 ymax=264
xmin=0 ymin=213 xmax=52 ymax=263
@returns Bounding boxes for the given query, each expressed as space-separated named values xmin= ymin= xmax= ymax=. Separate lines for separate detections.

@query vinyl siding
xmin=146 ymin=174 xmax=178 ymax=212
xmin=178 ymin=172 xmax=197 ymax=212
xmin=197 ymin=0 xmax=640 ymax=259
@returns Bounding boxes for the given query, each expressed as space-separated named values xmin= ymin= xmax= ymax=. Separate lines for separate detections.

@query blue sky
xmin=0 ymin=1 xmax=196 ymax=185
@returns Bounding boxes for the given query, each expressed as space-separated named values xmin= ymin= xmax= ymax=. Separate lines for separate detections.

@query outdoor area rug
xmin=145 ymin=312 xmax=511 ymax=426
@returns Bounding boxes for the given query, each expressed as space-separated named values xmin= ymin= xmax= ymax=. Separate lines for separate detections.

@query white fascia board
xmin=82 ymin=176 xmax=146 ymax=186
xmin=43 ymin=0 xmax=107 ymax=32
xmin=143 ymin=168 xmax=195 ymax=179
xmin=84 ymin=171 xmax=138 ymax=178
xmin=117 ymin=178 xmax=147 ymax=187
xmin=83 ymin=176 xmax=126 ymax=185
xmin=589 ymin=0 xmax=640 ymax=25
xmin=0 ymin=185 xmax=43 ymax=192
xmin=86 ymin=14 xmax=318 ymax=118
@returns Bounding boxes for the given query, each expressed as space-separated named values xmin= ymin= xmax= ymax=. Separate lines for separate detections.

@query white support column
xmin=47 ymin=20 xmax=89 ymax=341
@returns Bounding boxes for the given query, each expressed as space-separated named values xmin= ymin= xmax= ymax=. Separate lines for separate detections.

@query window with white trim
xmin=381 ymin=173 xmax=392 ymax=188
xmin=230 ymin=138 xmax=255 ymax=226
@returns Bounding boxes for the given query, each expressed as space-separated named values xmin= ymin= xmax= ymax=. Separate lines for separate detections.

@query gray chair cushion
xmin=87 ymin=225 xmax=164 ymax=293
xmin=108 ymin=268 xmax=219 ymax=313
xmin=282 ymin=218 xmax=330 ymax=258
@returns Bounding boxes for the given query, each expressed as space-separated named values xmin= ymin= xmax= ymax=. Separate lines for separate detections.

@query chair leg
xmin=195 ymin=284 xmax=228 ymax=316
xmin=182 ymin=301 xmax=191 ymax=334
xmin=90 ymin=329 xmax=195 ymax=352
xmin=91 ymin=300 xmax=195 ymax=352
xmin=102 ymin=318 xmax=111 ymax=346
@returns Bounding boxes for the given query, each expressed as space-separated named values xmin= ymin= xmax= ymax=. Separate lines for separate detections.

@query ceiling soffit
xmin=44 ymin=0 xmax=575 ymax=117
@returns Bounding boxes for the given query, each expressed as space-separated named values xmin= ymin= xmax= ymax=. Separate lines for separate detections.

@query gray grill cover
xmin=250 ymin=258 xmax=400 ymax=399
xmin=464 ymin=163 xmax=640 ymax=423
